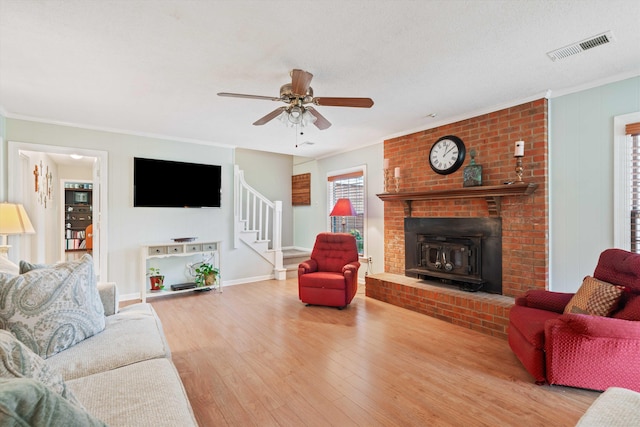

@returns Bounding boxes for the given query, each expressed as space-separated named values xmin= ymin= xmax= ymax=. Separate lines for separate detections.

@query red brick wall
xmin=383 ymin=99 xmax=548 ymax=298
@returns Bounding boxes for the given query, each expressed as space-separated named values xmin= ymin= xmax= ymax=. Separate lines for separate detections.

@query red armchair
xmin=508 ymin=249 xmax=640 ymax=391
xmin=298 ymin=233 xmax=360 ymax=309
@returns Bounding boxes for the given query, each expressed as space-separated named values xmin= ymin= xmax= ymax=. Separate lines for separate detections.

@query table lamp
xmin=329 ymin=198 xmax=356 ymax=233
xmin=0 ymin=202 xmax=35 ymax=272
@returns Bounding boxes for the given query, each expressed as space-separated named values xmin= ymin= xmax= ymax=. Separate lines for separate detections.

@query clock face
xmin=429 ymin=135 xmax=466 ymax=175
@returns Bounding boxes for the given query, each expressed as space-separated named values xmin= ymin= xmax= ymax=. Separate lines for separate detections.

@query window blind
xmin=627 ymin=122 xmax=640 ymax=252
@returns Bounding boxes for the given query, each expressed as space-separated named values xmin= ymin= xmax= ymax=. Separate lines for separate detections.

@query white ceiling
xmin=1 ymin=0 xmax=639 ymax=159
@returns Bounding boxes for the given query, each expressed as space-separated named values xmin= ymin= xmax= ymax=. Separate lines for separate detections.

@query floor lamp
xmin=0 ymin=202 xmax=35 ymax=274
xmin=329 ymin=198 xmax=356 ymax=233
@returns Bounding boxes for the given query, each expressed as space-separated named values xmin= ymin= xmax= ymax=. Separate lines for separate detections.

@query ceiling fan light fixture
xmin=301 ymin=109 xmax=317 ymax=127
xmin=289 ymin=106 xmax=303 ymax=124
xmin=278 ymin=106 xmax=317 ymax=128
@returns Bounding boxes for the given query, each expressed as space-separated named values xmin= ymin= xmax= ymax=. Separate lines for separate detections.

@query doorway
xmin=7 ymin=141 xmax=108 ymax=281
xmin=61 ymin=179 xmax=94 ymax=262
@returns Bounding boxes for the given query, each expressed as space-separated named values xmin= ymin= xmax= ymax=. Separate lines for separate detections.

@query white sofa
xmin=0 ymin=256 xmax=197 ymax=426
xmin=575 ymin=387 xmax=640 ymax=427
xmin=50 ymin=283 xmax=198 ymax=426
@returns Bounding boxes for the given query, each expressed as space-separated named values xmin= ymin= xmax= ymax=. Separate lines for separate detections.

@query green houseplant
xmin=194 ymin=263 xmax=219 ymax=287
xmin=147 ymin=267 xmax=164 ymax=291
xmin=349 ymin=229 xmax=364 ymax=255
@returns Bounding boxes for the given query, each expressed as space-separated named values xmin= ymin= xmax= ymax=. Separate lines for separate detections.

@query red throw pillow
xmin=612 ymin=294 xmax=640 ymax=321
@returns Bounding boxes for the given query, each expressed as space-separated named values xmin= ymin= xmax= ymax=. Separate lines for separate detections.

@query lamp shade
xmin=0 ymin=203 xmax=35 ymax=235
xmin=329 ymin=198 xmax=356 ymax=217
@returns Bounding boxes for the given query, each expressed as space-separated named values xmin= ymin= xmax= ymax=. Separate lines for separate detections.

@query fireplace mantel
xmin=377 ymin=182 xmax=538 ymax=216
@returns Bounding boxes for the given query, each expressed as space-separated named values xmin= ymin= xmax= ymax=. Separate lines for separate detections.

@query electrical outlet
xmin=368 ymin=256 xmax=372 ymax=263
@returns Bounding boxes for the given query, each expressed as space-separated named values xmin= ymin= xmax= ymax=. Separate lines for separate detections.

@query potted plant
xmin=194 ymin=263 xmax=219 ymax=288
xmin=147 ymin=267 xmax=164 ymax=291
xmin=349 ymin=229 xmax=364 ymax=255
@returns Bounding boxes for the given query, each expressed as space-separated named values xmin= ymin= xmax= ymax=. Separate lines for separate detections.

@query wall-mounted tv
xmin=134 ymin=157 xmax=222 ymax=208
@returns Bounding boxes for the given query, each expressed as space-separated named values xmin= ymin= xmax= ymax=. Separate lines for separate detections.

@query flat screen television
xmin=134 ymin=157 xmax=222 ymax=208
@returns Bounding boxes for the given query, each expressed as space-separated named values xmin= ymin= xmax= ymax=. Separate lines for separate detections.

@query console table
xmin=140 ymin=241 xmax=221 ymax=302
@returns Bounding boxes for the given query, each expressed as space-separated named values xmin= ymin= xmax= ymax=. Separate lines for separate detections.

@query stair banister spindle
xmin=251 ymin=193 xmax=257 ymax=231
xmin=244 ymin=190 xmax=250 ymax=229
xmin=258 ymin=199 xmax=264 ymax=240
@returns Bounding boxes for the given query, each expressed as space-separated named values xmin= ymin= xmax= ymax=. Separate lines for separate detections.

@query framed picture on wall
xmin=292 ymin=173 xmax=311 ymax=205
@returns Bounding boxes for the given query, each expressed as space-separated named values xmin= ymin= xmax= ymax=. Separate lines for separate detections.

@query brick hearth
xmin=366 ymin=273 xmax=513 ymax=340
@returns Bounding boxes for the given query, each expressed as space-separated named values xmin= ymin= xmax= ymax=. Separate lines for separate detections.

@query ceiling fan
xmin=217 ymin=69 xmax=374 ymax=130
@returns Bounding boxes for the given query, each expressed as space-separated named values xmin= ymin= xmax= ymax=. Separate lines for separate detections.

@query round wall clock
xmin=428 ymin=135 xmax=466 ymax=175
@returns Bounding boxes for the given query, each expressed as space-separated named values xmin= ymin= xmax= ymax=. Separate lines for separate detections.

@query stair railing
xmin=234 ymin=166 xmax=283 ymax=274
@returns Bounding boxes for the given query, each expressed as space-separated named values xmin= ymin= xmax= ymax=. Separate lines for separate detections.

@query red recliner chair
xmin=508 ymin=248 xmax=640 ymax=391
xmin=298 ymin=233 xmax=360 ymax=309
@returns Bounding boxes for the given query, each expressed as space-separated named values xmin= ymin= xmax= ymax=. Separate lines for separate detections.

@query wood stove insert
xmin=405 ymin=217 xmax=502 ymax=294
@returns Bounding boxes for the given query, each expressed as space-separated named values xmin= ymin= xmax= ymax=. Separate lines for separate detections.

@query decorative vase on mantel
xmin=463 ymin=148 xmax=482 ymax=187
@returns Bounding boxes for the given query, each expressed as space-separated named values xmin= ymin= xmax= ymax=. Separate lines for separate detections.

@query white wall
xmin=2 ymin=118 xmax=292 ymax=298
xmin=0 ymin=115 xmax=7 ymax=202
xmin=550 ymin=76 xmax=640 ymax=292
xmin=293 ymin=143 xmax=386 ymax=278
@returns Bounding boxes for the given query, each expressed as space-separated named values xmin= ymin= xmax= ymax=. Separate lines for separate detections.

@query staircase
xmin=234 ymin=166 xmax=286 ymax=280
xmin=282 ymin=248 xmax=312 ymax=279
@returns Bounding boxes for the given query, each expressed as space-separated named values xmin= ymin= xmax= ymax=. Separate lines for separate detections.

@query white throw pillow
xmin=0 ymin=255 xmax=105 ymax=358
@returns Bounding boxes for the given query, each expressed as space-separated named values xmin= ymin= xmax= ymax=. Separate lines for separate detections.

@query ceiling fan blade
xmin=253 ymin=107 xmax=286 ymax=126
xmin=218 ymin=92 xmax=281 ymax=101
xmin=314 ymin=97 xmax=374 ymax=108
xmin=306 ymin=107 xmax=332 ymax=130
xmin=290 ymin=69 xmax=313 ymax=96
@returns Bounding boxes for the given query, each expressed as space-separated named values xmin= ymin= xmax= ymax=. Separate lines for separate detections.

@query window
xmin=628 ymin=122 xmax=640 ymax=252
xmin=614 ymin=113 xmax=640 ymax=252
xmin=328 ymin=167 xmax=366 ymax=256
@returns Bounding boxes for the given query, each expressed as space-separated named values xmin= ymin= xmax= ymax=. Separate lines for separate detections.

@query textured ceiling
xmin=1 ymin=0 xmax=639 ymax=159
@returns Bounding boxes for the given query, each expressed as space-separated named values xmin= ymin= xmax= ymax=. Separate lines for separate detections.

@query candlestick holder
xmin=515 ymin=156 xmax=524 ymax=182
xmin=384 ymin=168 xmax=391 ymax=192
xmin=394 ymin=176 xmax=401 ymax=193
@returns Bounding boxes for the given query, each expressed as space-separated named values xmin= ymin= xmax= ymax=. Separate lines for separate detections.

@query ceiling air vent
xmin=547 ymin=31 xmax=615 ymax=61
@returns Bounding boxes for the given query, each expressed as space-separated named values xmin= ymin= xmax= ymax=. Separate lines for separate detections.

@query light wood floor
xmin=149 ymin=279 xmax=599 ymax=427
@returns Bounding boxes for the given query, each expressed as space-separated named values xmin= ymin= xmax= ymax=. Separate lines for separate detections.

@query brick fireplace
xmin=366 ymin=99 xmax=548 ymax=339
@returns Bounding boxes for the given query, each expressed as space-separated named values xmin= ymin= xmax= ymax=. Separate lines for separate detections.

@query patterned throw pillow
xmin=564 ymin=276 xmax=624 ymax=316
xmin=0 ymin=330 xmax=81 ymax=406
xmin=19 ymin=260 xmax=56 ymax=274
xmin=0 ymin=255 xmax=105 ymax=359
